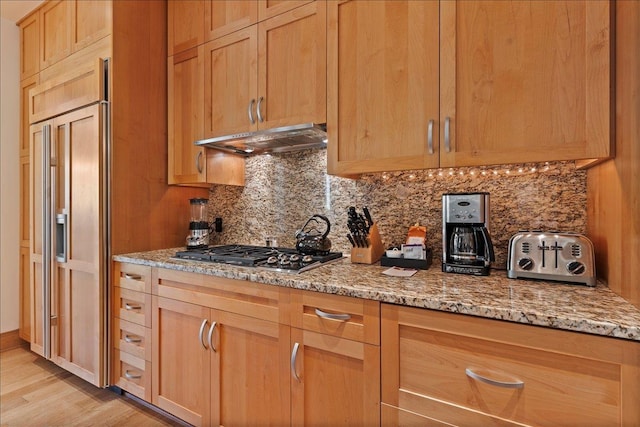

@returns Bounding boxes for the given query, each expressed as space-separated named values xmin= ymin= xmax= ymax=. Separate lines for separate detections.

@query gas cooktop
xmin=174 ymin=245 xmax=343 ymax=274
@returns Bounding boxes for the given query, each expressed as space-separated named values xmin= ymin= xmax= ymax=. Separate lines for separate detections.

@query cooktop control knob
xmin=518 ymin=258 xmax=534 ymax=271
xmin=567 ymin=261 xmax=586 ymax=275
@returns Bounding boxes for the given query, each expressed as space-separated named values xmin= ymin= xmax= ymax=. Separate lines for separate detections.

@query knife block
xmin=350 ymin=223 xmax=385 ymax=264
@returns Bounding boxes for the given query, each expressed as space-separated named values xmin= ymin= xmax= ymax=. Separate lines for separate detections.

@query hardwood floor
xmin=0 ymin=347 xmax=184 ymax=426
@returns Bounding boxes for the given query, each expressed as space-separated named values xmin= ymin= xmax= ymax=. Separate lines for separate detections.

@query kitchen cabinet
xmin=39 ymin=0 xmax=111 ymax=70
xmin=112 ymin=263 xmax=152 ymax=401
xmin=168 ymin=46 xmax=245 ymax=186
xmin=381 ymin=304 xmax=640 ymax=426
xmin=167 ymin=0 xmax=204 ymax=56
xmin=289 ymin=290 xmax=380 ymax=426
xmin=151 ymin=268 xmax=290 ymax=427
xmin=19 ymin=12 xmax=39 ymax=80
xmin=328 ymin=0 xmax=612 ymax=176
xmin=203 ymin=1 xmax=326 ymax=138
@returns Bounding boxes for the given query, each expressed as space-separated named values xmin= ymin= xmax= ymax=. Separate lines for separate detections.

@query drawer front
xmin=381 ymin=402 xmax=521 ymax=427
xmin=112 ymin=317 xmax=151 ymax=361
xmin=382 ymin=306 xmax=622 ymax=427
xmin=290 ymin=289 xmax=380 ymax=345
xmin=112 ymin=349 xmax=151 ymax=401
xmin=114 ymin=262 xmax=152 ymax=293
xmin=114 ymin=287 xmax=151 ymax=327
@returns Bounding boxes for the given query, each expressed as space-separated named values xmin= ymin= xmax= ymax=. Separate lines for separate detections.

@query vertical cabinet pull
xmin=55 ymin=213 xmax=67 ymax=262
xmin=256 ymin=96 xmax=264 ymax=123
xmin=291 ymin=342 xmax=301 ymax=382
xmin=207 ymin=321 xmax=217 ymax=352
xmin=248 ymin=99 xmax=256 ymax=124
xmin=427 ymin=119 xmax=434 ymax=155
xmin=444 ymin=116 xmax=451 ymax=153
xmin=465 ymin=368 xmax=524 ymax=389
xmin=196 ymin=151 xmax=203 ymax=174
xmin=314 ymin=308 xmax=351 ymax=321
xmin=198 ymin=319 xmax=209 ymax=349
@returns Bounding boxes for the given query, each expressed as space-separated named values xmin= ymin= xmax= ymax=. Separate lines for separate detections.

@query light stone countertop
xmin=114 ymin=248 xmax=640 ymax=342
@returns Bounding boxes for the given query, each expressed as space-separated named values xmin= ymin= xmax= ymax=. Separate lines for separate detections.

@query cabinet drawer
xmin=290 ymin=289 xmax=380 ymax=345
xmin=112 ymin=349 xmax=151 ymax=401
xmin=112 ymin=317 xmax=151 ymax=361
xmin=114 ymin=262 xmax=152 ymax=293
xmin=113 ymin=287 xmax=151 ymax=327
xmin=381 ymin=305 xmax=638 ymax=427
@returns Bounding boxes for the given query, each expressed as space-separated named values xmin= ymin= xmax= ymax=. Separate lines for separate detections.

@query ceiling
xmin=1 ymin=0 xmax=44 ymax=23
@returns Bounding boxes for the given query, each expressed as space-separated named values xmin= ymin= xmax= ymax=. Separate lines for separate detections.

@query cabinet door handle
xmin=291 ymin=342 xmax=301 ymax=382
xmin=248 ymin=99 xmax=256 ymax=124
xmin=256 ymin=96 xmax=264 ymax=123
xmin=196 ymin=151 xmax=203 ymax=174
xmin=124 ymin=370 xmax=142 ymax=380
xmin=315 ymin=308 xmax=351 ymax=321
xmin=465 ymin=368 xmax=524 ymax=389
xmin=427 ymin=119 xmax=434 ymax=155
xmin=444 ymin=116 xmax=451 ymax=153
xmin=124 ymin=334 xmax=142 ymax=343
xmin=124 ymin=303 xmax=141 ymax=311
xmin=55 ymin=213 xmax=67 ymax=262
xmin=123 ymin=273 xmax=142 ymax=280
xmin=207 ymin=321 xmax=217 ymax=352
xmin=199 ymin=319 xmax=209 ymax=349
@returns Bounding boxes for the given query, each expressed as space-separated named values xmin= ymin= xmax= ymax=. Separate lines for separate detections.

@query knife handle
xmin=347 ymin=234 xmax=356 ymax=247
xmin=363 ymin=207 xmax=374 ymax=227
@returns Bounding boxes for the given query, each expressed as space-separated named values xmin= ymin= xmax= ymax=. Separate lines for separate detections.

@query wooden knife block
xmin=350 ymin=223 xmax=385 ymax=264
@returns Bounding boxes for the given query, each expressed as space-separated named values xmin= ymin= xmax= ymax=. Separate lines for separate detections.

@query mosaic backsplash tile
xmin=207 ymin=149 xmax=586 ymax=269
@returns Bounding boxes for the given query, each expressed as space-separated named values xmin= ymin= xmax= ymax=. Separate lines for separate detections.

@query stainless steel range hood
xmin=195 ymin=123 xmax=327 ymax=156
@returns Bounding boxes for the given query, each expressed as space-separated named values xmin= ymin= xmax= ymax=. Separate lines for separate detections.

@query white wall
xmin=0 ymin=17 xmax=21 ymax=333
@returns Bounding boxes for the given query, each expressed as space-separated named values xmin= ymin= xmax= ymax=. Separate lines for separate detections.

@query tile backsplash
xmin=207 ymin=149 xmax=586 ymax=270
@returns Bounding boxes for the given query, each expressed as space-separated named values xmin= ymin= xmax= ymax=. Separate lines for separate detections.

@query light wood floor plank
xmin=0 ymin=347 xmax=183 ymax=426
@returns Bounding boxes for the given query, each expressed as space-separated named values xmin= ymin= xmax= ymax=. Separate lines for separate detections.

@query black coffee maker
xmin=442 ymin=192 xmax=495 ymax=276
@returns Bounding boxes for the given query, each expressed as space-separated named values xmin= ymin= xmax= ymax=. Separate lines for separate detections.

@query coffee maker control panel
xmin=443 ymin=193 xmax=488 ymax=224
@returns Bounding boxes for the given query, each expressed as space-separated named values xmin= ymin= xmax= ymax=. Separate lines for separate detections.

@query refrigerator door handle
xmin=42 ymin=123 xmax=52 ymax=359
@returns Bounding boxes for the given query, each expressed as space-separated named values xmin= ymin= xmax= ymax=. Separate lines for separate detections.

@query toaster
xmin=507 ymin=231 xmax=596 ymax=286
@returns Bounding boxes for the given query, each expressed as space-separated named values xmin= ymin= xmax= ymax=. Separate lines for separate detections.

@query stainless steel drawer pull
xmin=315 ymin=308 xmax=351 ymax=321
xmin=123 ymin=273 xmax=142 ymax=280
xmin=124 ymin=303 xmax=141 ymax=311
xmin=256 ymin=96 xmax=264 ymax=123
xmin=124 ymin=370 xmax=142 ymax=380
xmin=124 ymin=334 xmax=142 ymax=343
xmin=199 ymin=319 xmax=209 ymax=350
xmin=427 ymin=119 xmax=434 ymax=154
xmin=291 ymin=342 xmax=301 ymax=382
xmin=248 ymin=99 xmax=256 ymax=124
xmin=207 ymin=321 xmax=217 ymax=352
xmin=196 ymin=151 xmax=203 ymax=174
xmin=465 ymin=368 xmax=524 ymax=389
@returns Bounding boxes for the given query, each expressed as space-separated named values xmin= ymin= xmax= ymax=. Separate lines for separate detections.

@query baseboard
xmin=0 ymin=329 xmax=29 ymax=352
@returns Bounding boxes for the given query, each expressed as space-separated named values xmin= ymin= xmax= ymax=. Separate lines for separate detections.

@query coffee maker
xmin=442 ymin=192 xmax=495 ymax=276
xmin=186 ymin=198 xmax=211 ymax=249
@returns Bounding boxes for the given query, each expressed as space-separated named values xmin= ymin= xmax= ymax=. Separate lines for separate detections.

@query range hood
xmin=195 ymin=123 xmax=327 ymax=156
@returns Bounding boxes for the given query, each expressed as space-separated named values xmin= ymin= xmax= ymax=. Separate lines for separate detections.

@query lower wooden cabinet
xmin=381 ymin=304 xmax=640 ymax=427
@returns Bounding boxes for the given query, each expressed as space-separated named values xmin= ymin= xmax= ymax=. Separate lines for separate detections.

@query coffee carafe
xmin=186 ymin=198 xmax=211 ymax=249
xmin=442 ymin=193 xmax=495 ymax=275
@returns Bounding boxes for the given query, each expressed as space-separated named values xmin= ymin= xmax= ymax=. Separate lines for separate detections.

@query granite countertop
xmin=114 ymin=248 xmax=640 ymax=342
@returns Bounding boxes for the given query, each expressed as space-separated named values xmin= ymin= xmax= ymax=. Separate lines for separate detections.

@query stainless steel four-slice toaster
xmin=507 ymin=231 xmax=596 ymax=286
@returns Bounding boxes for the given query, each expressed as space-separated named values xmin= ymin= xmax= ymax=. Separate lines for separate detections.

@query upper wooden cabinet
xmin=205 ymin=0 xmax=258 ymax=42
xmin=327 ymin=0 xmax=440 ymax=175
xmin=37 ymin=0 xmax=111 ymax=71
xmin=204 ymin=1 xmax=326 ymax=139
xmin=18 ymin=13 xmax=40 ymax=80
xmin=328 ymin=0 xmax=612 ymax=175
xmin=168 ymin=0 xmax=204 ymax=56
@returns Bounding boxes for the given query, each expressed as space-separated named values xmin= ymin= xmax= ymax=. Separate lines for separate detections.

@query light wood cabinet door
xmin=327 ymin=0 xmax=440 ymax=175
xmin=205 ymin=0 xmax=258 ymax=41
xmin=258 ymin=1 xmax=326 ymax=130
xmin=39 ymin=0 xmax=72 ymax=69
xmin=440 ymin=0 xmax=612 ymax=167
xmin=21 ymin=76 xmax=38 ymax=157
xmin=212 ymin=311 xmax=291 ymax=426
xmin=152 ymin=296 xmax=212 ymax=427
xmin=204 ymin=27 xmax=258 ymax=138
xmin=168 ymin=0 xmax=204 ymax=56
xmin=19 ymin=12 xmax=39 ymax=80
xmin=70 ymin=0 xmax=112 ymax=53
xmin=168 ymin=46 xmax=206 ymax=185
xmin=290 ymin=328 xmax=380 ymax=426
xmin=258 ymin=0 xmax=314 ymax=21
xmin=381 ymin=304 xmax=640 ymax=427
xmin=19 ymin=246 xmax=31 ymax=343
